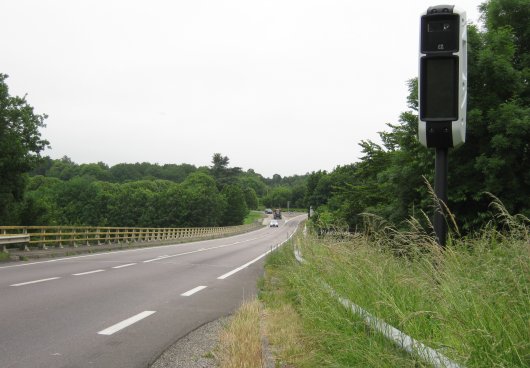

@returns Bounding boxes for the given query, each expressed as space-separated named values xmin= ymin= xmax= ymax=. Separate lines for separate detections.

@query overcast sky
xmin=1 ymin=0 xmax=483 ymax=178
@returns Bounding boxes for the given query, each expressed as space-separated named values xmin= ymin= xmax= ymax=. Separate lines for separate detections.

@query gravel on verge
xmin=150 ymin=316 xmax=230 ymax=368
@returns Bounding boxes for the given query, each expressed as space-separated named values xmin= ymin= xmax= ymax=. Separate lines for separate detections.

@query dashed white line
xmin=142 ymin=240 xmax=255 ymax=263
xmin=181 ymin=285 xmax=207 ymax=296
xmin=112 ymin=263 xmax=137 ymax=269
xmin=97 ymin=311 xmax=156 ymax=336
xmin=72 ymin=269 xmax=105 ymax=276
xmin=10 ymin=277 xmax=61 ymax=287
xmin=143 ymin=255 xmax=171 ymax=263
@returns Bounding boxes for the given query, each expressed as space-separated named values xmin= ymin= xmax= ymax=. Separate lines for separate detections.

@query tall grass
xmin=259 ymin=201 xmax=529 ymax=367
xmin=217 ymin=300 xmax=263 ymax=368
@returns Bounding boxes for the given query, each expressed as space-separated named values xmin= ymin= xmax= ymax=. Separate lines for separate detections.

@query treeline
xmin=10 ymin=153 xmax=308 ymax=227
xmin=306 ymin=0 xmax=530 ymax=232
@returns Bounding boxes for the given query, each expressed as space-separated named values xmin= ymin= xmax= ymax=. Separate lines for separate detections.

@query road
xmin=0 ymin=214 xmax=305 ymax=368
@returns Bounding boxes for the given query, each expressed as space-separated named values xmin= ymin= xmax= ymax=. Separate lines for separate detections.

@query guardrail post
xmin=72 ymin=228 xmax=79 ymax=248
xmin=41 ymin=229 xmax=48 ymax=250
xmin=20 ymin=228 xmax=29 ymax=251
xmin=58 ymin=228 xmax=63 ymax=248
xmin=86 ymin=228 xmax=90 ymax=246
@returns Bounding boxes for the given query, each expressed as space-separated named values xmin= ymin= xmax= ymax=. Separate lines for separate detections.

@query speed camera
xmin=418 ymin=5 xmax=467 ymax=148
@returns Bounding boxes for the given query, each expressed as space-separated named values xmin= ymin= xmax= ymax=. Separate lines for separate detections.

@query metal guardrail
xmin=0 ymin=224 xmax=261 ymax=252
xmin=294 ymin=226 xmax=463 ymax=368
xmin=0 ymin=235 xmax=31 ymax=245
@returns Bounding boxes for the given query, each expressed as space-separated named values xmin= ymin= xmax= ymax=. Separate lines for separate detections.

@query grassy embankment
xmin=218 ymin=199 xmax=529 ymax=367
xmin=244 ymin=211 xmax=266 ymax=225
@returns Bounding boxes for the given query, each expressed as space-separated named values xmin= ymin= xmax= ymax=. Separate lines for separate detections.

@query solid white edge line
xmin=10 ymin=277 xmax=61 ymax=287
xmin=217 ymin=250 xmax=272 ymax=280
xmin=217 ymin=224 xmax=299 ymax=280
xmin=112 ymin=263 xmax=137 ymax=269
xmin=97 ymin=311 xmax=156 ymax=336
xmin=181 ymin=285 xmax=207 ymax=296
xmin=72 ymin=269 xmax=105 ymax=276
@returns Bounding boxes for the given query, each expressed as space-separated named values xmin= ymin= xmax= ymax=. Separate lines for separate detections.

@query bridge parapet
xmin=0 ymin=223 xmax=262 ymax=255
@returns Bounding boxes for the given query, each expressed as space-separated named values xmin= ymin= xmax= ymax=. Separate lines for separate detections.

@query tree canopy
xmin=307 ymin=0 xmax=530 ymax=232
xmin=0 ymin=74 xmax=49 ymax=223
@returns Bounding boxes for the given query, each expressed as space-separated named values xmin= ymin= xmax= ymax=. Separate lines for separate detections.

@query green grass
xmin=243 ymin=210 xmax=265 ymax=225
xmin=259 ymin=210 xmax=529 ymax=367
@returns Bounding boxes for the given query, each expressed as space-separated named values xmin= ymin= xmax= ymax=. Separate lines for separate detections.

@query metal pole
xmin=434 ymin=148 xmax=448 ymax=248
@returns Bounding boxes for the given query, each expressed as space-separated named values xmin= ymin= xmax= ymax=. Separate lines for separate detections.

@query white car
xmin=269 ymin=220 xmax=279 ymax=227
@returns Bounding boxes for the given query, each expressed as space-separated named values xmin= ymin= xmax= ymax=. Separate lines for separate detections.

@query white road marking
xmin=142 ymin=240 xmax=258 ymax=263
xmin=112 ymin=263 xmax=136 ymax=269
xmin=97 ymin=311 xmax=156 ymax=336
xmin=181 ymin=285 xmax=207 ymax=296
xmin=217 ymin=250 xmax=272 ymax=280
xmin=10 ymin=277 xmax=61 ymax=287
xmin=72 ymin=269 xmax=105 ymax=276
xmin=143 ymin=255 xmax=171 ymax=263
xmin=0 ymin=224 xmax=279 ymax=270
xmin=218 ymin=225 xmax=299 ymax=280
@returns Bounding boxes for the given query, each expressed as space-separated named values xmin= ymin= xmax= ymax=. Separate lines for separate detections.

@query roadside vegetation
xmin=244 ymin=211 xmax=265 ymax=225
xmin=255 ymin=200 xmax=529 ymax=367
xmin=305 ymin=0 xmax=529 ymax=234
xmin=216 ymin=300 xmax=264 ymax=368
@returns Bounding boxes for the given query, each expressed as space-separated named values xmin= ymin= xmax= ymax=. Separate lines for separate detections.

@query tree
xmin=181 ymin=172 xmax=226 ymax=226
xmin=0 ymin=74 xmax=49 ymax=223
xmin=308 ymin=0 xmax=530 ymax=232
xmin=210 ymin=153 xmax=242 ymax=188
xmin=242 ymin=187 xmax=259 ymax=210
xmin=221 ymin=184 xmax=248 ymax=226
xmin=47 ymin=156 xmax=79 ymax=180
xmin=263 ymin=186 xmax=292 ymax=209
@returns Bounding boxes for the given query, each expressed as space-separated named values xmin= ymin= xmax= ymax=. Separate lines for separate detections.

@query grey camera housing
xmin=418 ymin=5 xmax=467 ymax=148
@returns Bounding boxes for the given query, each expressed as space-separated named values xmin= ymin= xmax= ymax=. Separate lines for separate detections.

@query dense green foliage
xmin=308 ymin=0 xmax=530 ymax=232
xmin=5 ymin=153 xmax=307 ymax=227
xmin=0 ymin=74 xmax=49 ymax=224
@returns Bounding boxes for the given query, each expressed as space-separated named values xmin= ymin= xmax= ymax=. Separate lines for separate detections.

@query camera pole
xmin=434 ymin=147 xmax=448 ymax=248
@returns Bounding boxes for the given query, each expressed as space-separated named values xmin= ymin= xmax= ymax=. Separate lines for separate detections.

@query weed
xmin=258 ymin=200 xmax=529 ymax=367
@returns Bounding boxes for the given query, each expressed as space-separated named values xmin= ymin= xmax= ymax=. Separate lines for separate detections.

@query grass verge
xmin=217 ymin=300 xmax=264 ymax=368
xmin=244 ymin=211 xmax=265 ymax=225
xmin=257 ymin=210 xmax=529 ymax=367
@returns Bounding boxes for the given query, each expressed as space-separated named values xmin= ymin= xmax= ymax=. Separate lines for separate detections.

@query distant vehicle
xmin=265 ymin=208 xmax=273 ymax=214
xmin=273 ymin=208 xmax=282 ymax=219
xmin=269 ymin=219 xmax=279 ymax=227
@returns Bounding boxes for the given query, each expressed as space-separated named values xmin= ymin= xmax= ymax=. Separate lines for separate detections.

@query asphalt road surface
xmin=0 ymin=214 xmax=305 ymax=368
